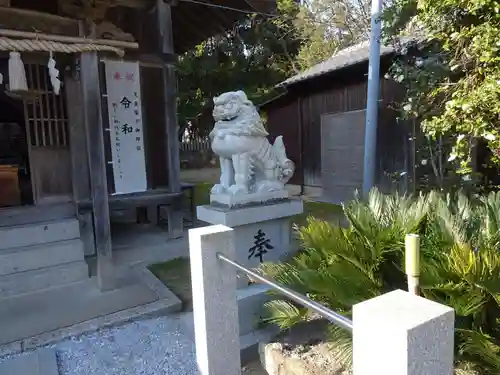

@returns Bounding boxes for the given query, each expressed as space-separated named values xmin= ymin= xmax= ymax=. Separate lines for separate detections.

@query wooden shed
xmin=261 ymin=41 xmax=414 ymax=203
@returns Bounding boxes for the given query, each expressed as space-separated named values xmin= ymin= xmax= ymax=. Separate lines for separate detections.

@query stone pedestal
xmin=197 ymin=199 xmax=303 ymax=287
xmin=353 ymin=289 xmax=455 ymax=375
xmin=197 ymin=199 xmax=304 ymax=353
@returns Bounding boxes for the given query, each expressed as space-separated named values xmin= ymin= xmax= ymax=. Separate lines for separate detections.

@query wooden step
xmin=0 ymin=239 xmax=85 ymax=276
xmin=0 ymin=261 xmax=89 ymax=298
xmin=0 ymin=219 xmax=80 ymax=251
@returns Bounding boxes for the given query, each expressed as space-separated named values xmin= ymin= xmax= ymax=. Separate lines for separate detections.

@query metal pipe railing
xmin=217 ymin=253 xmax=353 ymax=332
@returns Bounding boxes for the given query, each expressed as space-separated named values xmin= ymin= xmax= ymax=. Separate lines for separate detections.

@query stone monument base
xmin=197 ymin=199 xmax=303 ymax=286
xmin=197 ymin=198 xmax=304 ymax=354
xmin=210 ymin=190 xmax=289 ymax=208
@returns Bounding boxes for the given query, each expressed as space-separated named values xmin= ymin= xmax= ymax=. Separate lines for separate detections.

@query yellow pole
xmin=405 ymin=234 xmax=420 ymax=296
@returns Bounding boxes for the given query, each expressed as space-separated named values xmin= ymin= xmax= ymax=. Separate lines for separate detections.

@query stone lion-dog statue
xmin=209 ymin=90 xmax=295 ymax=198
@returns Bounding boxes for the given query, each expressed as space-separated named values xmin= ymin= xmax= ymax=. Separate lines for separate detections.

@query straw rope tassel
xmin=8 ymin=51 xmax=28 ymax=92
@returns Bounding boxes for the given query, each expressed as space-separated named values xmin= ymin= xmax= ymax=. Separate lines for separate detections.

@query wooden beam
xmin=156 ymin=0 xmax=183 ymax=238
xmin=172 ymin=6 xmax=213 ymax=49
xmin=66 ymin=59 xmax=91 ymax=204
xmin=77 ymin=190 xmax=183 ymax=211
xmin=80 ymin=51 xmax=116 ymax=290
xmin=66 ymin=56 xmax=96 ymax=257
xmin=59 ymin=0 xmax=150 ymax=18
xmin=0 ymin=7 xmax=79 ymax=36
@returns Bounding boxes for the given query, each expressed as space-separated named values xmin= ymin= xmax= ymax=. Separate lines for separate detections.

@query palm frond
xmin=260 ymin=188 xmax=500 ymax=373
xmin=457 ymin=329 xmax=500 ymax=372
xmin=261 ymin=299 xmax=308 ymax=329
xmin=326 ymin=324 xmax=353 ymax=370
xmin=454 ymin=361 xmax=482 ymax=375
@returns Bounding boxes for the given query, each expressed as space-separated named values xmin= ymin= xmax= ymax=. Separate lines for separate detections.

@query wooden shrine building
xmin=0 ymin=0 xmax=272 ymax=318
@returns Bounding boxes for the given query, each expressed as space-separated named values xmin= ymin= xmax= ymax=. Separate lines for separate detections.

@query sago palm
xmin=260 ymin=189 xmax=500 ymax=373
xmin=419 ymin=191 xmax=500 ymax=374
xmin=259 ymin=189 xmax=430 ymax=368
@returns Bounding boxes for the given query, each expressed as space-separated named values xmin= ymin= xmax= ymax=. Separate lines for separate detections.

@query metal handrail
xmin=217 ymin=253 xmax=353 ymax=332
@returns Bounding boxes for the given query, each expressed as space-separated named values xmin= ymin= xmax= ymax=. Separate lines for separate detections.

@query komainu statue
xmin=209 ymin=90 xmax=295 ymax=202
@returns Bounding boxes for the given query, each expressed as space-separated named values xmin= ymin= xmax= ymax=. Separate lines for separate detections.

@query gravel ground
xmin=52 ymin=316 xmax=199 ymax=375
xmin=1 ymin=314 xmax=268 ymax=375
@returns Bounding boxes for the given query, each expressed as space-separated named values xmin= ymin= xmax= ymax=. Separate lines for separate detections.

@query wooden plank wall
xmin=140 ymin=65 xmax=169 ymax=188
xmin=265 ymin=98 xmax=302 ymax=185
xmin=266 ymin=67 xmax=408 ymax=191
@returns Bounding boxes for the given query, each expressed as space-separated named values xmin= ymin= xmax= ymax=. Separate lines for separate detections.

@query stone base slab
xmin=211 ymin=190 xmax=290 ymax=208
xmin=238 ymin=284 xmax=274 ymax=336
xmin=0 ymin=267 xmax=182 ymax=353
xmin=197 ymin=199 xmax=303 ymax=227
xmin=0 ymin=348 xmax=58 ymax=375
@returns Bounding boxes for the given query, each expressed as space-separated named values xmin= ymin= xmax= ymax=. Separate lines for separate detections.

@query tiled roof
xmin=278 ymin=40 xmax=397 ymax=87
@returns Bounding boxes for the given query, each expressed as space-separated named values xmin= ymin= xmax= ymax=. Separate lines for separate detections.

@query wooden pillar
xmin=80 ymin=51 xmax=116 ymax=291
xmin=66 ymin=56 xmax=96 ymax=257
xmin=157 ymin=0 xmax=183 ymax=238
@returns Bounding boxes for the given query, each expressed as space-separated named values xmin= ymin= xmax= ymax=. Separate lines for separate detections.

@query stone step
xmin=0 ymin=261 xmax=89 ymax=298
xmin=0 ymin=239 xmax=85 ymax=276
xmin=0 ymin=218 xmax=80 ymax=251
xmin=0 ymin=277 xmax=169 ymax=346
xmin=0 ymin=348 xmax=58 ymax=375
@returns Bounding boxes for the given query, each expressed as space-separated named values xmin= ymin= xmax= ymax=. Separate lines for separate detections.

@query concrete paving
xmin=0 ymin=348 xmax=58 ymax=375
xmin=0 ymin=268 xmax=183 ymax=348
xmin=0 ymin=277 xmax=157 ymax=346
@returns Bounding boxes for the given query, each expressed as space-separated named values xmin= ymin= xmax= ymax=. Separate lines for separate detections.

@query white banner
xmin=104 ymin=60 xmax=147 ymax=194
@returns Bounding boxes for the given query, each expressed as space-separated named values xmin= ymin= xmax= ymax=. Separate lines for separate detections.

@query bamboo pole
xmin=0 ymin=29 xmax=139 ymax=49
xmin=405 ymin=234 xmax=420 ymax=296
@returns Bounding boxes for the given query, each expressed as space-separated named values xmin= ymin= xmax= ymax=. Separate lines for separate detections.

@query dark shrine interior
xmin=0 ymin=58 xmax=33 ymax=208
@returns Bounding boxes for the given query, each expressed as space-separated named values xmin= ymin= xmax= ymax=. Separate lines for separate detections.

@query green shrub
xmin=260 ymin=189 xmax=500 ymax=373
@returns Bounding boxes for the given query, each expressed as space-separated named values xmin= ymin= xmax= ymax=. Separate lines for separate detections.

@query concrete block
xmin=0 ymin=348 xmax=58 ymax=375
xmin=0 ymin=341 xmax=22 ymax=357
xmin=0 ymin=277 xmax=163 ymax=346
xmin=0 ymin=219 xmax=80 ymax=250
xmin=167 ymin=208 xmax=184 ymax=239
xmin=353 ymin=289 xmax=455 ymax=375
xmin=0 ymin=239 xmax=85 ymax=276
xmin=197 ymin=199 xmax=303 ymax=227
xmin=189 ymin=225 xmax=241 ymax=375
xmin=211 ymin=190 xmax=290 ymax=208
xmin=237 ymin=284 xmax=274 ymax=336
xmin=0 ymin=261 xmax=89 ymax=298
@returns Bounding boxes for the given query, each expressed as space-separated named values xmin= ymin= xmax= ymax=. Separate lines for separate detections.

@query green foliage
xmin=382 ymin=0 xmax=500 ymax=177
xmin=177 ymin=0 xmax=301 ymax=137
xmin=260 ymin=189 xmax=500 ymax=373
xmin=278 ymin=0 xmax=374 ymax=70
xmin=177 ymin=0 xmax=375 ymax=137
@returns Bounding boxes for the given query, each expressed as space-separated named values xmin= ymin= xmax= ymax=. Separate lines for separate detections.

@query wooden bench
xmin=181 ymin=182 xmax=196 ymax=225
xmin=77 ymin=189 xmax=183 ymax=225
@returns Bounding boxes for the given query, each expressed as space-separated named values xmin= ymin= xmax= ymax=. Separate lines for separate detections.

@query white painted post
xmin=353 ymin=289 xmax=455 ymax=375
xmin=189 ymin=225 xmax=241 ymax=375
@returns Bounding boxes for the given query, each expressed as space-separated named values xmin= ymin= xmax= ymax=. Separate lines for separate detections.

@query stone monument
xmin=196 ymin=90 xmax=304 ymax=356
